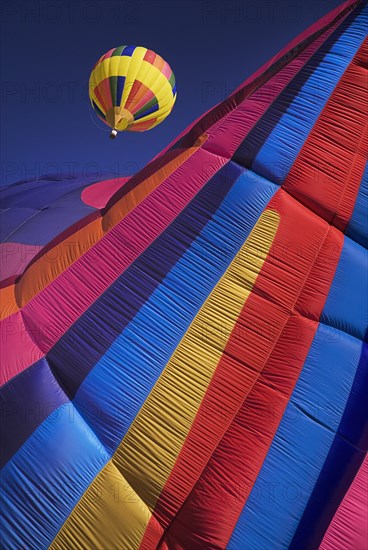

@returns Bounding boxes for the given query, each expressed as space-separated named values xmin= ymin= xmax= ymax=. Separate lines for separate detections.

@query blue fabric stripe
xmin=4 ymin=164 xmax=242 ymax=464
xmin=228 ymin=323 xmax=363 ymax=549
xmin=321 ymin=235 xmax=368 ymax=342
xmin=338 ymin=337 xmax=368 ymax=450
xmin=116 ymin=76 xmax=126 ymax=106
xmin=290 ymin=340 xmax=368 ymax=549
xmin=0 ymin=358 xmax=68 ymax=468
xmin=4 ymin=202 xmax=95 ymax=245
xmin=73 ymin=168 xmax=277 ymax=453
xmin=134 ymin=101 xmax=159 ymax=121
xmin=233 ymin=4 xmax=362 ymax=174
xmin=1 ymin=167 xmax=277 ymax=547
xmin=122 ymin=45 xmax=136 ymax=57
xmin=48 ymin=162 xmax=245 ymax=398
xmin=92 ymin=99 xmax=106 ymax=119
xmin=249 ymin=4 xmax=368 ymax=184
xmin=0 ymin=404 xmax=109 ymax=549
xmin=346 ymin=160 xmax=368 ymax=248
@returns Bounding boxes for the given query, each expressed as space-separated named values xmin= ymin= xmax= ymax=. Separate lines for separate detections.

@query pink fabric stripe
xmin=0 ymin=149 xmax=225 ymax=384
xmin=198 ymin=6 xmax=355 ymax=159
xmin=161 ymin=62 xmax=172 ymax=79
xmin=1 ymin=2 xmax=348 ymax=386
xmin=1 ymin=312 xmax=44 ymax=384
xmin=154 ymin=0 xmax=359 ymax=161
xmin=319 ymin=456 xmax=368 ymax=550
xmin=101 ymin=47 xmax=115 ymax=62
xmin=81 ymin=177 xmax=130 ymax=209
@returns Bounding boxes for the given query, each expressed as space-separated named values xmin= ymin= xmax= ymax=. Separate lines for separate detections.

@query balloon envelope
xmin=1 ymin=2 xmax=368 ymax=549
xmin=89 ymin=45 xmax=177 ymax=135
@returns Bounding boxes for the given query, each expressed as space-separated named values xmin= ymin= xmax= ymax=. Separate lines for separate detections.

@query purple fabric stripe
xmin=0 ymin=358 xmax=68 ymax=468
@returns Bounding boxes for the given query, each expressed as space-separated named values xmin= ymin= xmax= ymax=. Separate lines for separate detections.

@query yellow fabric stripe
xmin=113 ymin=209 xmax=279 ymax=510
xmin=131 ymin=56 xmax=155 ymax=107
xmin=89 ymin=57 xmax=121 ymax=116
xmin=89 ymin=57 xmax=131 ymax=89
xmin=144 ymin=66 xmax=172 ymax=109
xmin=50 ymin=210 xmax=278 ymax=549
xmin=89 ymin=62 xmax=106 ymax=114
xmin=121 ymin=47 xmax=147 ymax=107
xmin=134 ymin=101 xmax=175 ymax=126
xmin=50 ymin=461 xmax=152 ymax=550
xmin=129 ymin=61 xmax=164 ymax=102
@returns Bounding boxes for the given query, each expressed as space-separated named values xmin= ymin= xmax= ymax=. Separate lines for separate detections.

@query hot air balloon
xmin=1 ymin=1 xmax=367 ymax=549
xmin=89 ymin=45 xmax=177 ymax=139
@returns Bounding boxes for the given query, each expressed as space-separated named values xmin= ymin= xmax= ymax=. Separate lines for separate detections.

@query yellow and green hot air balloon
xmin=89 ymin=45 xmax=177 ymax=139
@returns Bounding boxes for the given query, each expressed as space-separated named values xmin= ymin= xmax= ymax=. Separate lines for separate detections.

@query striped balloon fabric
xmin=89 ymin=45 xmax=177 ymax=134
xmin=1 ymin=0 xmax=367 ymax=548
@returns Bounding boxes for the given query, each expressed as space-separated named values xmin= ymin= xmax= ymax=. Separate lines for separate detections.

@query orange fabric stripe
xmin=0 ymin=284 xmax=18 ymax=318
xmin=102 ymin=135 xmax=207 ymax=232
xmin=152 ymin=55 xmax=165 ymax=72
xmin=125 ymin=82 xmax=150 ymax=112
xmin=0 ymin=139 xmax=206 ymax=320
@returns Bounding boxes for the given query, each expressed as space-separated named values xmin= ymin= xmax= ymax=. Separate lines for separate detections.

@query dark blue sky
xmin=1 ymin=0 xmax=343 ymax=185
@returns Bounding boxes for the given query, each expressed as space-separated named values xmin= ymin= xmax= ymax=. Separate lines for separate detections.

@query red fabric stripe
xmin=283 ymin=38 xmax=368 ymax=232
xmin=143 ymin=49 xmax=156 ymax=64
xmin=102 ymin=48 xmax=115 ymax=61
xmin=140 ymin=10 xmax=363 ymax=546
xmin=295 ymin=226 xmax=344 ymax=321
xmin=94 ymin=85 xmax=109 ymax=113
xmin=95 ymin=78 xmax=113 ymax=113
xmin=147 ymin=36 xmax=366 ymax=549
xmin=141 ymin=189 xmax=343 ymax=549
xmin=129 ymin=119 xmax=157 ymax=131
xmin=163 ymin=316 xmax=316 ymax=549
